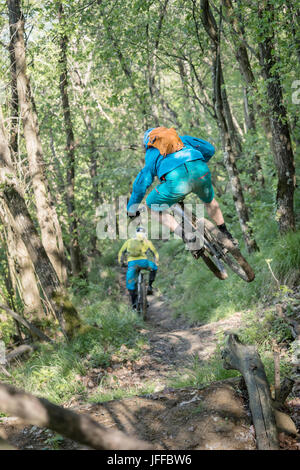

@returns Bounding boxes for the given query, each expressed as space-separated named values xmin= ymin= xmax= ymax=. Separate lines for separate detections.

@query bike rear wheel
xmin=137 ymin=272 xmax=147 ymax=320
xmin=199 ymin=251 xmax=228 ymax=280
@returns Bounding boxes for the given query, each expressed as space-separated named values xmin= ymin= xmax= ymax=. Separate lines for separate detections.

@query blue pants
xmin=126 ymin=259 xmax=158 ymax=291
xmin=146 ymin=159 xmax=214 ymax=211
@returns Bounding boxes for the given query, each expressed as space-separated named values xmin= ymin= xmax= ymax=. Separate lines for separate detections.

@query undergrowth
xmin=0 ymin=264 xmax=146 ymax=404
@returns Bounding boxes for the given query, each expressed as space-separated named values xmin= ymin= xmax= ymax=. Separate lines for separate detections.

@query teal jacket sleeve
xmin=127 ymin=166 xmax=155 ymax=213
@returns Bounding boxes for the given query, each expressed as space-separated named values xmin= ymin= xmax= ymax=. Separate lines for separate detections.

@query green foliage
xmin=271 ymin=231 xmax=300 ymax=285
xmin=156 ymin=225 xmax=300 ymax=326
xmin=170 ymin=350 xmax=240 ymax=389
xmin=0 ymin=316 xmax=15 ymax=345
xmin=44 ymin=433 xmax=65 ymax=450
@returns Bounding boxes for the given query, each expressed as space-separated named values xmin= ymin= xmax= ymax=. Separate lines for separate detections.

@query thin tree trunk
xmin=286 ymin=1 xmax=300 ymax=65
xmin=7 ymin=2 xmax=19 ymax=156
xmin=200 ymin=0 xmax=259 ymax=253
xmin=7 ymin=0 xmax=67 ymax=284
xmin=178 ymin=59 xmax=200 ymax=128
xmin=243 ymin=87 xmax=264 ymax=185
xmin=146 ymin=0 xmax=169 ymax=126
xmin=222 ymin=0 xmax=265 ymax=182
xmin=58 ymin=3 xmax=83 ymax=277
xmin=71 ymin=67 xmax=102 ymax=257
xmin=258 ymin=2 xmax=295 ymax=233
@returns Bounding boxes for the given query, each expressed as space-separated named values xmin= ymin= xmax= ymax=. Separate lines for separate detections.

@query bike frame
xmin=172 ymin=203 xmax=225 ymax=270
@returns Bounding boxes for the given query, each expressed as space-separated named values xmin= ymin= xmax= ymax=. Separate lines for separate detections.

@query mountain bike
xmin=172 ymin=202 xmax=255 ymax=282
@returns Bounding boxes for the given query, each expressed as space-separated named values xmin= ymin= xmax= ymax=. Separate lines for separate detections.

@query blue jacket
xmin=127 ymin=132 xmax=215 ymax=212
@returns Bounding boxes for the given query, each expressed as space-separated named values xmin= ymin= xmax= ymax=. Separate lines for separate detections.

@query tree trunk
xmin=0 ymin=230 xmax=23 ymax=342
xmin=58 ymin=3 xmax=83 ymax=277
xmin=0 ymin=202 xmax=45 ymax=321
xmin=200 ymin=0 xmax=259 ymax=253
xmin=222 ymin=334 xmax=279 ymax=450
xmin=258 ymin=2 xmax=295 ymax=233
xmin=0 ymin=111 xmax=81 ymax=339
xmin=7 ymin=0 xmax=67 ymax=284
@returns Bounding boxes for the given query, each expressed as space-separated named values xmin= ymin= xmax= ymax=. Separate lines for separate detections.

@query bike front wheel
xmin=203 ymin=219 xmax=255 ymax=282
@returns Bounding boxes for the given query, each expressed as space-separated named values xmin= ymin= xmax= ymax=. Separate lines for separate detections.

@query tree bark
xmin=7 ymin=0 xmax=67 ymax=284
xmin=200 ymin=0 xmax=259 ymax=253
xmin=257 ymin=2 xmax=295 ymax=233
xmin=58 ymin=3 xmax=84 ymax=277
xmin=0 ymin=382 xmax=152 ymax=450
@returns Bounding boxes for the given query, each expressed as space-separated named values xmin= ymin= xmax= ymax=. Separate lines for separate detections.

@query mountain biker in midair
xmin=118 ymin=226 xmax=159 ymax=309
xmin=127 ymin=127 xmax=235 ymax=253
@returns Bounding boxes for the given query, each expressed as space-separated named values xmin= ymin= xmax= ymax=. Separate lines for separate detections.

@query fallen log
xmin=0 ymin=304 xmax=52 ymax=343
xmin=5 ymin=345 xmax=36 ymax=364
xmin=278 ymin=377 xmax=295 ymax=405
xmin=0 ymin=382 xmax=152 ymax=450
xmin=222 ymin=333 xmax=279 ymax=450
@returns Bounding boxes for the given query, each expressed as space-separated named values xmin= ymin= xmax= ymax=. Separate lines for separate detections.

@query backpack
xmin=127 ymin=238 xmax=144 ymax=258
xmin=146 ymin=127 xmax=184 ymax=156
xmin=181 ymin=135 xmax=205 ymax=150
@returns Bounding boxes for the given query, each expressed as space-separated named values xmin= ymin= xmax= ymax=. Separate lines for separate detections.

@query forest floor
xmin=1 ymin=288 xmax=299 ymax=450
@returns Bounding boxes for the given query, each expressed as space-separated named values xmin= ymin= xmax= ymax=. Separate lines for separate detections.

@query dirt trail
xmin=147 ymin=293 xmax=242 ymax=368
xmin=0 ymin=290 xmax=255 ymax=450
xmin=101 ymin=291 xmax=243 ymax=393
xmin=1 ymin=282 xmax=299 ymax=450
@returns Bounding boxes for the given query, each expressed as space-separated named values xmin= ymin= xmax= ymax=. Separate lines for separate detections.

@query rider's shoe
xmin=129 ymin=290 xmax=137 ymax=309
xmin=217 ymin=223 xmax=239 ymax=247
xmin=147 ymin=285 xmax=153 ymax=295
xmin=147 ymin=271 xmax=156 ymax=295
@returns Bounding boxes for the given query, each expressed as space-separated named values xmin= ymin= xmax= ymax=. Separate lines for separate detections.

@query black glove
xmin=127 ymin=210 xmax=140 ymax=220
